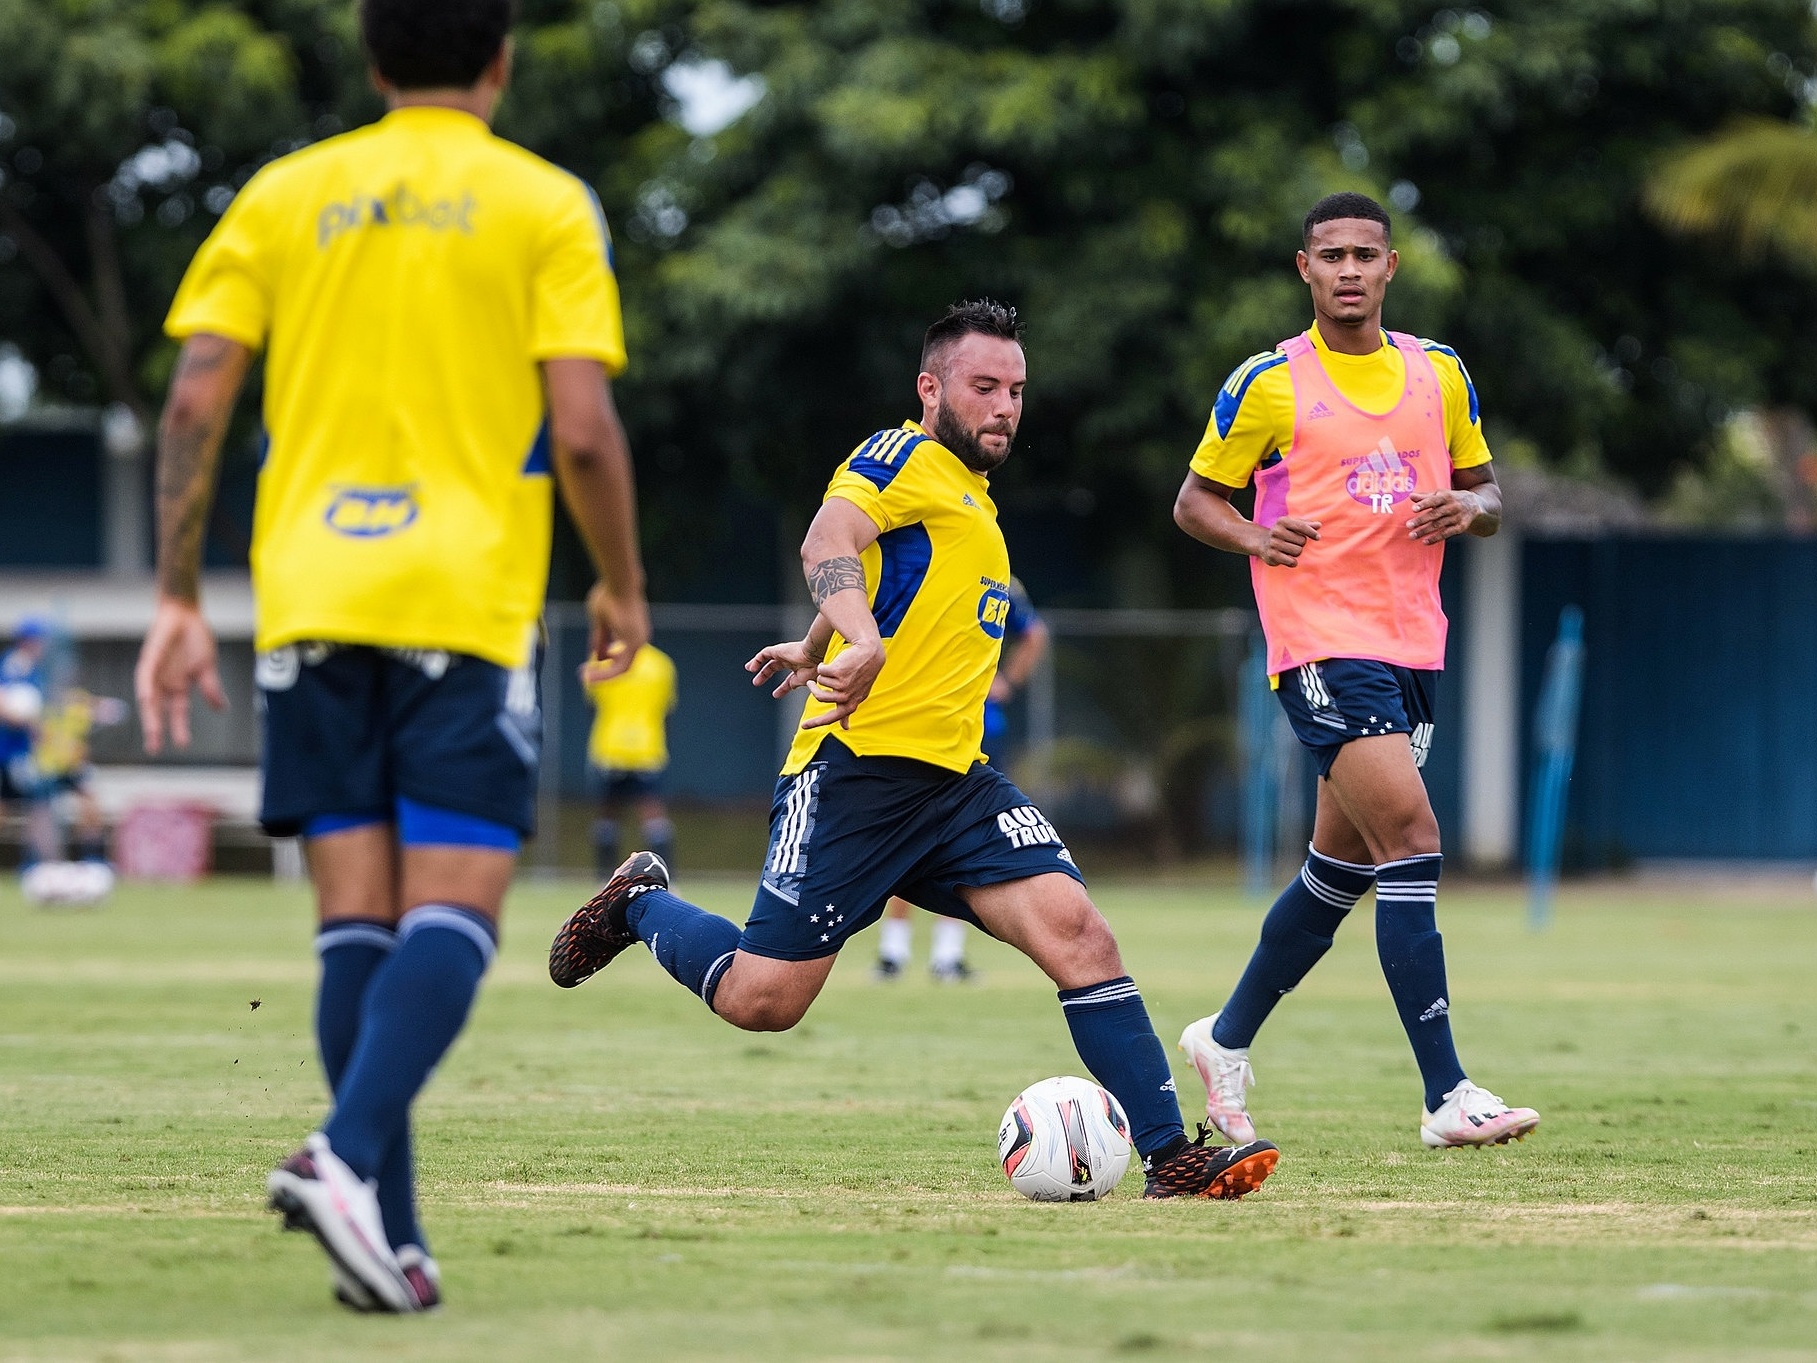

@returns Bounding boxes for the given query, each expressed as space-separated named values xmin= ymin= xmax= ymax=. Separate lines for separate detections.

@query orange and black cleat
xmin=1142 ymin=1125 xmax=1279 ymax=1200
xmin=548 ymin=851 xmax=670 ymax=988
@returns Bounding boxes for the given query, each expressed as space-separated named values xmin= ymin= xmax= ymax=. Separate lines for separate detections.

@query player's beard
xmin=933 ymin=403 xmax=1014 ymax=473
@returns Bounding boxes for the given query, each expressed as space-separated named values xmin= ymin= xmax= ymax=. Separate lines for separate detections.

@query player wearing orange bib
xmin=1173 ymin=193 xmax=1539 ymax=1151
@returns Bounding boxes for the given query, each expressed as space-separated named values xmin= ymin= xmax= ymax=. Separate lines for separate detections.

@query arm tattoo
xmin=155 ymin=337 xmax=238 ymax=601
xmin=806 ymin=555 xmax=866 ymax=606
xmin=156 ymin=418 xmax=223 ymax=601
xmin=173 ymin=338 xmax=235 ymax=380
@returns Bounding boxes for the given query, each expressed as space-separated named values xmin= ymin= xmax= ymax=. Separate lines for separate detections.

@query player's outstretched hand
xmin=1256 ymin=517 xmax=1320 ymax=568
xmin=1406 ymin=490 xmax=1483 ymax=545
xmin=746 ymin=639 xmax=824 ymax=698
xmin=801 ymin=639 xmax=886 ymax=731
xmin=135 ymin=597 xmax=228 ymax=755
xmin=581 ymin=581 xmax=651 ymax=684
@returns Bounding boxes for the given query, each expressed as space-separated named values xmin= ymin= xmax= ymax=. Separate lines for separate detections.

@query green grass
xmin=2 ymin=872 xmax=1815 ymax=1361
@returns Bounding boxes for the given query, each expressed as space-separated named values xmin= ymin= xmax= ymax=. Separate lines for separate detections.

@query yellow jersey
xmin=164 ymin=106 xmax=627 ymax=668
xmin=1191 ymin=325 xmax=1491 ymax=488
xmin=586 ymin=645 xmax=677 ymax=772
xmin=783 ymin=422 xmax=1010 ymax=775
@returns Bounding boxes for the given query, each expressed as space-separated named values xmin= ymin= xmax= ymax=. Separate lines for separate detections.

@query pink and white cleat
xmin=268 ymin=1132 xmax=416 ymax=1312
xmin=1177 ymin=1013 xmax=1257 ymax=1144
xmin=1420 ymin=1080 xmax=1540 ymax=1148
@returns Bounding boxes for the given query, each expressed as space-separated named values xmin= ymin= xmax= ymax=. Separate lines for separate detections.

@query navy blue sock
xmin=315 ymin=920 xmax=425 ymax=1250
xmin=323 ymin=905 xmax=495 ymax=1183
xmin=626 ymin=889 xmax=741 ymax=1009
xmin=1374 ymin=854 xmax=1467 ymax=1111
xmin=1213 ymin=847 xmax=1375 ymax=1048
xmin=315 ymin=919 xmax=395 ymax=1089
xmin=1057 ymin=977 xmax=1185 ymax=1160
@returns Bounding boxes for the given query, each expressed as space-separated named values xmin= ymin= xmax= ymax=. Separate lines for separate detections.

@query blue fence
xmin=1521 ymin=537 xmax=1817 ymax=863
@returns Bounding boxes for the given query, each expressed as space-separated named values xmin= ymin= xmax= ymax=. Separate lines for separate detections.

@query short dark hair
xmin=920 ymin=298 xmax=1023 ymax=374
xmin=1303 ymin=192 xmax=1392 ymax=246
xmin=361 ymin=0 xmax=515 ymax=91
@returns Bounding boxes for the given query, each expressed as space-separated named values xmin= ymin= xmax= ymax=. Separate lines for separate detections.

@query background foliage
xmin=3 ymin=0 xmax=1815 ymax=602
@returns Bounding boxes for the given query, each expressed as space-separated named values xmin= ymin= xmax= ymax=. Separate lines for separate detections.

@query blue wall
xmin=0 ymin=428 xmax=102 ymax=566
xmin=1522 ymin=537 xmax=1817 ymax=863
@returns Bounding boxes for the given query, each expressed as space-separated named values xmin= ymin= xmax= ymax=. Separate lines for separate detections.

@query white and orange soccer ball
xmin=997 ymin=1075 xmax=1132 ymax=1201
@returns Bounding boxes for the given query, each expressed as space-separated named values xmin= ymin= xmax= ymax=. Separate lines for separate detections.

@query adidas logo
xmin=1419 ymin=997 xmax=1449 ymax=1023
xmin=1161 ymin=1078 xmax=1177 ymax=1093
xmin=1306 ymin=401 xmax=1334 ymax=420
xmin=962 ymin=493 xmax=977 ymax=507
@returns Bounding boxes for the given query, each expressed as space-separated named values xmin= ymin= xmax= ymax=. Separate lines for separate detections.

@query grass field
xmin=2 ymin=871 xmax=1815 ymax=1361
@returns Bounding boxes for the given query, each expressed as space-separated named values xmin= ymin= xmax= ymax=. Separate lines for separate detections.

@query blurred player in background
xmin=0 ymin=617 xmax=56 ymax=866
xmin=874 ymin=578 xmax=1047 ymax=982
xmin=135 ymin=0 xmax=648 ymax=1312
xmin=583 ymin=641 xmax=677 ymax=875
xmin=551 ymin=301 xmax=1279 ymax=1201
xmin=35 ymin=685 xmax=129 ymax=865
xmin=1173 ymin=192 xmax=1538 ymax=1151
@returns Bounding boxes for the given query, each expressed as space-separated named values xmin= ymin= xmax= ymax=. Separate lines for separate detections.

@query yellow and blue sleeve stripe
xmin=846 ymin=428 xmax=927 ymax=490
xmin=1212 ymin=349 xmax=1288 ymax=439
xmin=1419 ymin=339 xmax=1480 ymax=425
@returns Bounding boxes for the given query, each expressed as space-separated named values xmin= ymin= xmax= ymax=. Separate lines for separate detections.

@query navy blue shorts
xmin=591 ymin=767 xmax=664 ymax=804
xmin=256 ymin=642 xmax=541 ymax=840
xmin=741 ymin=737 xmax=1084 ymax=961
xmin=1276 ymin=658 xmax=1437 ymax=778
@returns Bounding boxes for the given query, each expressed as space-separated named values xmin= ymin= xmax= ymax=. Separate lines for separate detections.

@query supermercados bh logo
xmin=1344 ymin=437 xmax=1421 ymax=514
xmin=324 ymin=486 xmax=418 ymax=538
xmin=317 ymin=184 xmax=478 ymax=249
xmin=977 ymin=577 xmax=1012 ymax=639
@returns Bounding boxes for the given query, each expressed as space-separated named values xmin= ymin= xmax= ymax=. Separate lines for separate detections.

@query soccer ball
xmin=997 ymin=1075 xmax=1132 ymax=1201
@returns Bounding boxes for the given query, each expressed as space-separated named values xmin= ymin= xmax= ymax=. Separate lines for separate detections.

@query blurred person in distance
xmin=581 ymin=640 xmax=677 ymax=875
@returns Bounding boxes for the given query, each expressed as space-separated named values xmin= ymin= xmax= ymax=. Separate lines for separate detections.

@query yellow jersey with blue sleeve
xmin=586 ymin=644 xmax=677 ymax=772
xmin=1191 ymin=325 xmax=1491 ymax=488
xmin=782 ymin=421 xmax=1011 ymax=776
xmin=164 ymin=106 xmax=626 ymax=669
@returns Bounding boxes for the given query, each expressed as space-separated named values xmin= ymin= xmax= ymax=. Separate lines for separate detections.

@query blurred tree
xmin=0 ymin=0 xmax=676 ymax=421
xmin=619 ymin=0 xmax=1817 ymax=605
xmin=1648 ymin=115 xmax=1817 ymax=261
xmin=6 ymin=1 xmax=1816 ymax=592
xmin=1646 ymin=113 xmax=1817 ymax=527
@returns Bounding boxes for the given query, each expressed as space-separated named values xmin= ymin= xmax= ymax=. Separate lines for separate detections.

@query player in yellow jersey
xmin=134 ymin=0 xmax=648 ymax=1312
xmin=582 ymin=642 xmax=678 ymax=873
xmin=549 ymin=302 xmax=1279 ymax=1201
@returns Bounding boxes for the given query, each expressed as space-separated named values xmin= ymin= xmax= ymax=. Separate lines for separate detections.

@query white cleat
xmin=1177 ymin=1013 xmax=1257 ymax=1144
xmin=1421 ymin=1080 xmax=1541 ymax=1148
xmin=268 ymin=1132 xmax=416 ymax=1312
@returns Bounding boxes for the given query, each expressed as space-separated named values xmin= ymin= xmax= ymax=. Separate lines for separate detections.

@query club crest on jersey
xmin=324 ymin=485 xmax=419 ymax=538
xmin=1344 ymin=437 xmax=1420 ymax=513
xmin=977 ymin=578 xmax=1012 ymax=639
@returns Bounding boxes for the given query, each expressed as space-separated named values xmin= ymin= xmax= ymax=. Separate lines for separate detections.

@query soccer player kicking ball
xmin=1172 ymin=193 xmax=1539 ymax=1151
xmin=136 ymin=0 xmax=648 ymax=1311
xmin=551 ymin=301 xmax=1279 ymax=1201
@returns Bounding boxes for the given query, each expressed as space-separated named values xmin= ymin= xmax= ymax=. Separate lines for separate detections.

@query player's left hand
xmin=801 ymin=639 xmax=886 ymax=731
xmin=746 ymin=638 xmax=824 ymax=698
xmin=581 ymin=581 xmax=651 ymax=684
xmin=135 ymin=596 xmax=228 ymax=754
xmin=1406 ymin=489 xmax=1484 ymax=545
